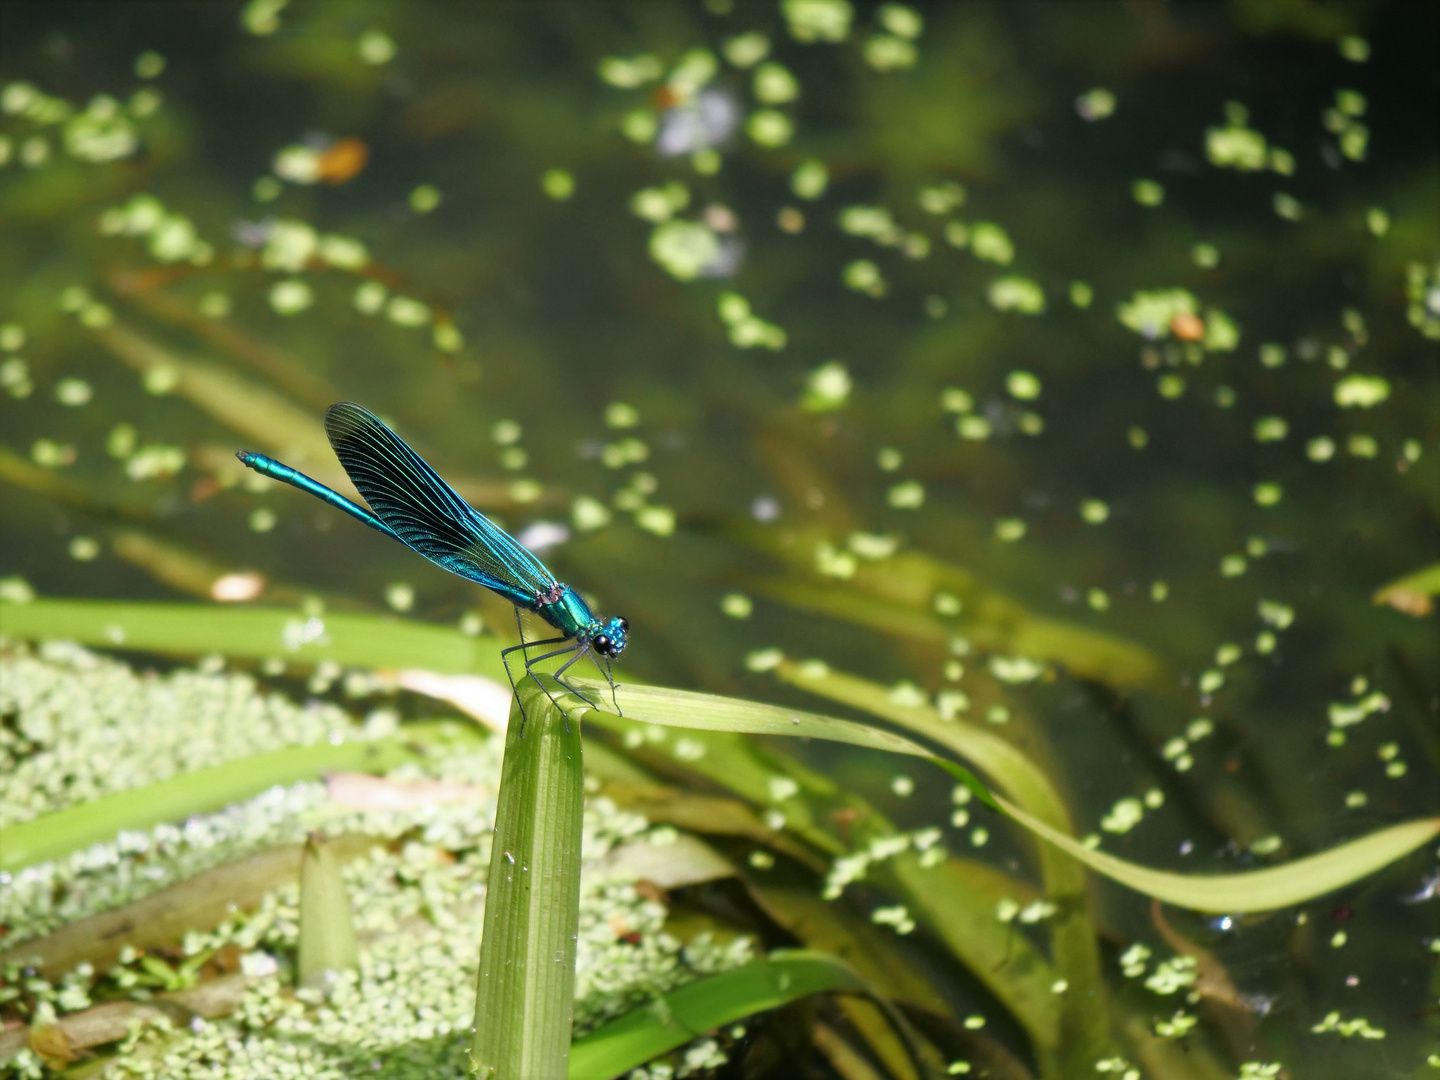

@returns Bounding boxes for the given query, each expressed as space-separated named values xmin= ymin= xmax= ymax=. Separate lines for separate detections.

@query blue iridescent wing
xmin=324 ymin=402 xmax=557 ymax=607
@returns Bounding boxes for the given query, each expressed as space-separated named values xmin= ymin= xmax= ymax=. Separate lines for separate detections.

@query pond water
xmin=1 ymin=2 xmax=1437 ymax=1077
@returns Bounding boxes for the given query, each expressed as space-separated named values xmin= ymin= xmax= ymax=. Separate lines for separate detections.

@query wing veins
xmin=324 ymin=403 xmax=556 ymax=598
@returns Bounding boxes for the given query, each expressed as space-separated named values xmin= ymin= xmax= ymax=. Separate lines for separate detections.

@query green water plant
xmin=4 ymin=600 xmax=1436 ymax=1077
xmin=296 ymin=832 xmax=360 ymax=991
xmin=0 ymin=642 xmax=761 ymax=1078
xmin=471 ymin=681 xmax=586 ymax=1078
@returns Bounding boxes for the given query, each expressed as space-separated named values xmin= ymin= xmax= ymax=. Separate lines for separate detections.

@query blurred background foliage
xmin=1 ymin=0 xmax=1437 ymax=1077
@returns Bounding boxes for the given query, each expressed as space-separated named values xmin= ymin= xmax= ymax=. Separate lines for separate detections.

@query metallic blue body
xmin=237 ymin=452 xmax=397 ymax=540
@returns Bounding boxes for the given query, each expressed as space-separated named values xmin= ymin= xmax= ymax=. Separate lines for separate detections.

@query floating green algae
xmin=0 ymin=645 xmax=756 ymax=1078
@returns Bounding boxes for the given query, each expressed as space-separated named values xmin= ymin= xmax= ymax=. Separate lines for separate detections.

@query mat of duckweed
xmin=0 ymin=643 xmax=752 ymax=1078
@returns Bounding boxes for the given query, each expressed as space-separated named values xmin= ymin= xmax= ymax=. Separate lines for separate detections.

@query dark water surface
xmin=1 ymin=2 xmax=1437 ymax=1076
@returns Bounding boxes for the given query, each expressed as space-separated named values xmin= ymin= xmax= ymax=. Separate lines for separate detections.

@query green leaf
xmin=580 ymin=699 xmax=847 ymax=861
xmin=773 ymin=663 xmax=1055 ymax=822
xmin=582 ymin=689 xmax=1065 ymax=1062
xmin=0 ymin=725 xmax=477 ymax=872
xmin=115 ymin=279 xmax=340 ymax=410
xmin=968 ymin=782 xmax=1440 ymax=915
xmin=738 ymin=526 xmax=1161 ymax=687
xmin=471 ymin=679 xmax=586 ymax=1079
xmin=297 ymin=833 xmax=359 ymax=989
xmin=92 ymin=319 xmax=513 ymax=506
xmin=107 ymin=526 xmax=306 ymax=604
xmin=575 ymin=677 xmax=944 ymax=761
xmin=779 ymin=664 xmax=1440 ymax=914
xmin=567 ymin=951 xmax=864 ymax=1079
xmin=770 ymin=659 xmax=1108 ymax=1068
xmin=94 ymin=320 xmax=353 ymax=490
xmin=0 ymin=598 xmax=509 ymax=681
xmin=590 ymin=670 xmax=1440 ymax=914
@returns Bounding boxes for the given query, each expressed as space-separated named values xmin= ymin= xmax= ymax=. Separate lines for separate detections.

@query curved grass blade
xmin=109 ymin=274 xmax=338 ymax=409
xmin=0 ymin=452 xmax=314 ymax=605
xmin=571 ymin=675 xmax=1104 ymax=1073
xmin=767 ymin=662 xmax=1108 ymax=1070
xmin=756 ymin=574 xmax=1163 ymax=689
xmin=93 ymin=321 xmax=349 ymax=487
xmin=0 ymin=443 xmax=137 ymax=512
xmin=782 ymin=666 xmax=1440 ymax=914
xmin=571 ymin=676 xmax=958 ymax=764
xmin=471 ymin=678 xmax=586 ymax=1079
xmin=772 ymin=664 xmax=1062 ymax=825
xmin=581 ymin=696 xmax=1064 ymax=1059
xmin=106 ymin=528 xmax=310 ymax=606
xmin=967 ymin=787 xmax=1440 ymax=915
xmin=0 ymin=726 xmax=475 ymax=872
xmin=752 ymin=872 xmax=1052 ymax=1071
xmin=578 ymin=675 xmax=1440 ymax=913
xmin=92 ymin=321 xmax=512 ymax=506
xmin=567 ymin=950 xmax=865 ymax=1079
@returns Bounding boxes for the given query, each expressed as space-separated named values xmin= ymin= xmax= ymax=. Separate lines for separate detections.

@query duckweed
xmin=1 ymin=645 xmax=757 ymax=1076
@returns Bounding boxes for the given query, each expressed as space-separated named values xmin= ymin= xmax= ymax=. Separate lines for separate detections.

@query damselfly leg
xmin=599 ymin=654 xmax=622 ymax=714
xmin=550 ymin=637 xmax=623 ymax=718
xmin=502 ymin=611 xmax=576 ymax=732
xmin=523 ymin=642 xmax=599 ymax=719
xmin=503 ymin=609 xmax=597 ymax=732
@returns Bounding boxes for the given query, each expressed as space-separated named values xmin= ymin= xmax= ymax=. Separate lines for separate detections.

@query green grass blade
xmin=573 ymin=675 xmax=1089 ymax=1068
xmin=567 ymin=950 xmax=865 ymax=1079
xmin=107 ymin=526 xmax=306 ymax=604
xmin=756 ymin=575 xmax=1162 ymax=689
xmin=968 ymin=781 xmax=1440 ymax=914
xmin=772 ymin=659 xmax=1109 ymax=1070
xmin=92 ymin=319 xmax=513 ymax=506
xmin=774 ymin=661 xmax=1440 ymax=912
xmin=736 ymin=526 xmax=1161 ymax=688
xmin=596 ymin=668 xmax=1440 ymax=914
xmin=582 ymin=707 xmax=847 ymax=859
xmin=772 ymin=664 xmax=1056 ymax=821
xmin=93 ymin=320 xmax=350 ymax=488
xmin=571 ymin=677 xmax=956 ymax=768
xmin=585 ymin=698 xmax=1064 ymax=1058
xmin=471 ymin=679 xmax=586 ymax=1079
xmin=400 ymin=659 xmax=1058 ymax=1052
xmin=0 ymin=728 xmax=472 ymax=872
xmin=297 ymin=832 xmax=360 ymax=990
xmin=111 ymin=276 xmax=340 ymax=410
xmin=0 ymin=598 xmax=508 ymax=680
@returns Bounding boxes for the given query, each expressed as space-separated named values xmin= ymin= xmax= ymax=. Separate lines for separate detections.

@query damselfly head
xmin=592 ymin=616 xmax=629 ymax=657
